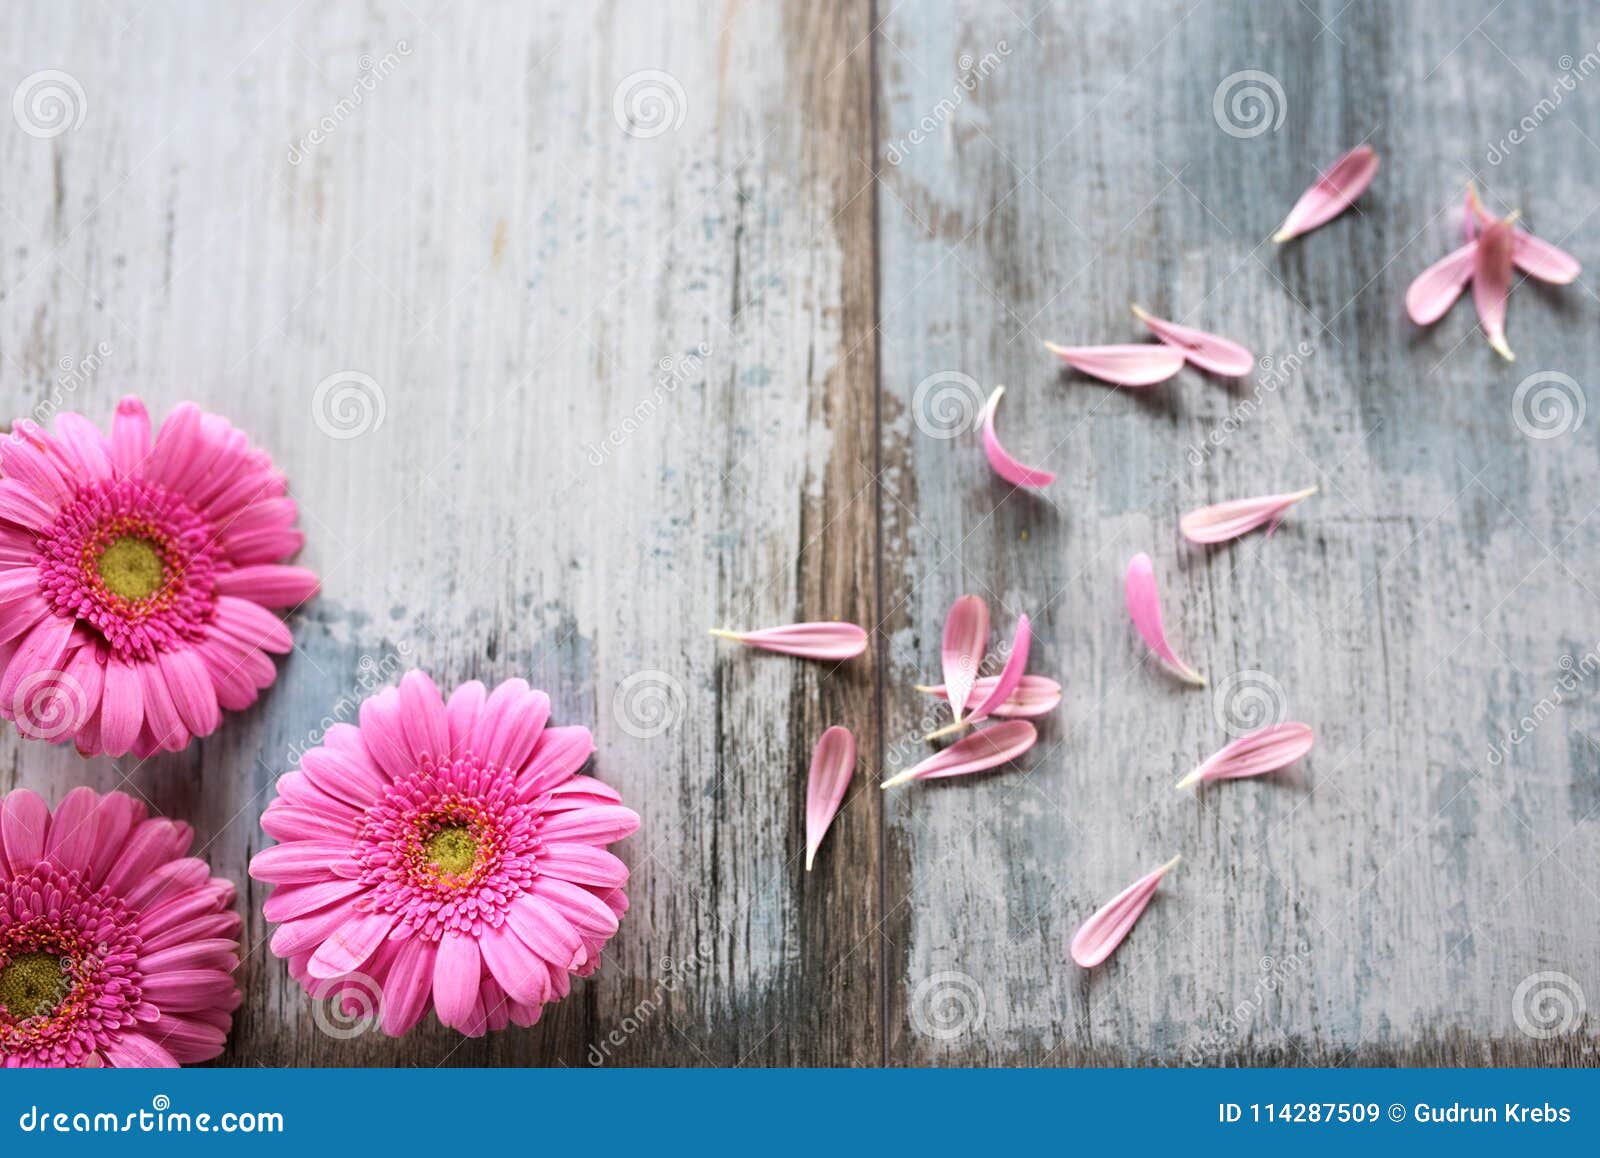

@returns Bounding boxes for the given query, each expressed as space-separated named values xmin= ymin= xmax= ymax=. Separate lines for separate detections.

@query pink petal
xmin=1179 ymin=486 xmax=1317 ymax=545
xmin=1467 ymin=184 xmax=1580 ymax=284
xmin=804 ymin=725 xmax=856 ymax=871
xmin=1044 ymin=342 xmax=1185 ymax=387
xmin=929 ymin=614 xmax=1032 ymax=737
xmin=1272 ymin=144 xmax=1379 ymax=243
xmin=1176 ymin=722 xmax=1314 ymax=789
xmin=1474 ymin=211 xmax=1518 ymax=361
xmin=940 ymin=594 xmax=989 ymax=723
xmin=432 ymin=931 xmax=482 ymax=1030
xmin=880 ymin=720 xmax=1037 ymax=789
xmin=1130 ymin=305 xmax=1254 ymax=377
xmin=1124 ymin=553 xmax=1204 ymax=686
xmin=1405 ymin=241 xmax=1478 ymax=326
xmin=1069 ymin=855 xmax=1181 ymax=968
xmin=981 ymin=387 xmax=1054 ymax=488
xmin=915 ymin=674 xmax=1061 ymax=718
xmin=709 ymin=622 xmax=867 ymax=661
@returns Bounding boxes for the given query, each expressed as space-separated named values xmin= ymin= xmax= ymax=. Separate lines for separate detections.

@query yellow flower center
xmin=424 ymin=825 xmax=479 ymax=877
xmin=0 ymin=952 xmax=69 ymax=1020
xmin=97 ymin=535 xmax=165 ymax=600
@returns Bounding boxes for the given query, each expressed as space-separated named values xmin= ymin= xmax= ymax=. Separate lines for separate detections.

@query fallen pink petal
xmin=927 ymin=614 xmax=1031 ymax=738
xmin=1130 ymin=305 xmax=1254 ymax=377
xmin=804 ymin=725 xmax=856 ymax=871
xmin=1043 ymin=341 xmax=1185 ymax=387
xmin=1468 ymin=183 xmax=1580 ymax=284
xmin=916 ymin=674 xmax=1061 ymax=717
xmin=1272 ymin=144 xmax=1379 ymax=243
xmin=981 ymin=387 xmax=1055 ymax=488
xmin=1405 ymin=241 xmax=1478 ymax=326
xmin=1180 ymin=487 xmax=1317 ymax=545
xmin=1176 ymin=722 xmax=1315 ymax=789
xmin=710 ymin=621 xmax=868 ymax=661
xmin=1069 ymin=855 xmax=1181 ymax=968
xmin=940 ymin=594 xmax=990 ymax=723
xmin=1473 ymin=211 xmax=1518 ymax=361
xmin=880 ymin=720 xmax=1037 ymax=789
xmin=1124 ymin=553 xmax=1204 ymax=686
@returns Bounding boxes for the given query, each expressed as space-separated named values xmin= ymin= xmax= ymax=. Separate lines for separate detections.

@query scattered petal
xmin=1070 ymin=855 xmax=1181 ymax=968
xmin=927 ymin=614 xmax=1032 ymax=738
xmin=1473 ymin=211 xmax=1518 ymax=361
xmin=710 ymin=622 xmax=868 ymax=661
xmin=914 ymin=674 xmax=1062 ymax=718
xmin=1468 ymin=183 xmax=1580 ymax=284
xmin=1130 ymin=305 xmax=1254 ymax=377
xmin=1272 ymin=144 xmax=1379 ymax=243
xmin=880 ymin=720 xmax=1037 ymax=789
xmin=940 ymin=595 xmax=989 ymax=723
xmin=804 ymin=726 xmax=856 ymax=871
xmin=1405 ymin=241 xmax=1478 ymax=326
xmin=1043 ymin=342 xmax=1185 ymax=387
xmin=981 ymin=387 xmax=1055 ymax=488
xmin=1124 ymin=553 xmax=1204 ymax=686
xmin=1176 ymin=722 xmax=1314 ymax=790
xmin=1180 ymin=487 xmax=1317 ymax=545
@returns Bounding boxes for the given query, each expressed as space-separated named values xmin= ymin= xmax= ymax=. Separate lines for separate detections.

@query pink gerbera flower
xmin=0 ymin=397 xmax=317 ymax=756
xmin=251 ymin=670 xmax=639 ymax=1038
xmin=0 ymin=786 xmax=242 ymax=1067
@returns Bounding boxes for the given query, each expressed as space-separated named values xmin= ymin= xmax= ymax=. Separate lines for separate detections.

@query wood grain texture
xmin=0 ymin=0 xmax=1596 ymax=1067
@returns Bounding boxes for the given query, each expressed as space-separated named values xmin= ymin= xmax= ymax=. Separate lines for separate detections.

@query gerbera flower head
xmin=0 ymin=786 xmax=242 ymax=1067
xmin=252 ymin=670 xmax=639 ymax=1038
xmin=0 ymin=397 xmax=317 ymax=756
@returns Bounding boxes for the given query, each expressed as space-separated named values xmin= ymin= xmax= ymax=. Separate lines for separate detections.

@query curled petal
xmin=1405 ymin=242 xmax=1477 ymax=326
xmin=710 ymin=622 xmax=867 ymax=661
xmin=1474 ymin=212 xmax=1518 ymax=361
xmin=1124 ymin=553 xmax=1203 ymax=686
xmin=1043 ymin=342 xmax=1184 ymax=387
xmin=928 ymin=614 xmax=1031 ymax=738
xmin=1070 ymin=855 xmax=1180 ymax=968
xmin=982 ymin=388 xmax=1054 ymax=488
xmin=941 ymin=595 xmax=989 ymax=723
xmin=915 ymin=674 xmax=1061 ymax=718
xmin=1176 ymin=722 xmax=1314 ymax=789
xmin=1468 ymin=184 xmax=1579 ymax=284
xmin=1180 ymin=486 xmax=1317 ymax=545
xmin=804 ymin=725 xmax=856 ymax=871
xmin=1130 ymin=305 xmax=1254 ymax=377
xmin=880 ymin=720 xmax=1037 ymax=789
xmin=1272 ymin=144 xmax=1379 ymax=243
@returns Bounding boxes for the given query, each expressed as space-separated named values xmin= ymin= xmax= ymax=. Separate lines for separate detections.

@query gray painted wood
xmin=0 ymin=0 xmax=1595 ymax=1066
